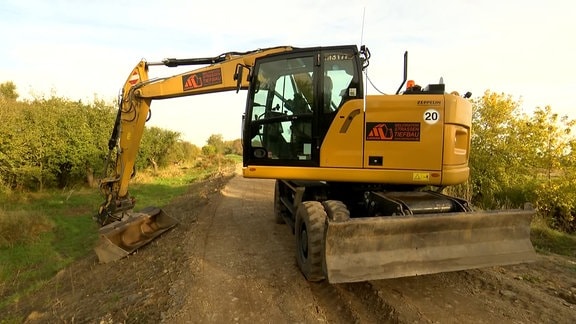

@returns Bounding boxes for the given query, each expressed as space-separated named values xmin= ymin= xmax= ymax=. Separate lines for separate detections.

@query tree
xmin=523 ymin=106 xmax=576 ymax=181
xmin=466 ymin=90 xmax=576 ymax=232
xmin=0 ymin=95 xmax=118 ymax=191
xmin=206 ymin=134 xmax=225 ymax=155
xmin=0 ymin=99 xmax=28 ymax=190
xmin=166 ymin=140 xmax=201 ymax=165
xmin=0 ymin=81 xmax=18 ymax=100
xmin=469 ymin=91 xmax=530 ymax=208
xmin=523 ymin=106 xmax=576 ymax=232
xmin=138 ymin=127 xmax=181 ymax=173
xmin=224 ymin=138 xmax=243 ymax=155
xmin=83 ymin=99 xmax=117 ymax=187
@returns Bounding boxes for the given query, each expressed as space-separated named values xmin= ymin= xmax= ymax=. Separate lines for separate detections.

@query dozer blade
xmin=324 ymin=208 xmax=536 ymax=283
xmin=94 ymin=206 xmax=178 ymax=263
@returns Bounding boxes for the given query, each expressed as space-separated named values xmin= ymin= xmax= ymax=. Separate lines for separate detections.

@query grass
xmin=0 ymin=188 xmax=101 ymax=309
xmin=0 ymin=159 xmax=233 ymax=311
xmin=530 ymin=216 xmax=576 ymax=257
xmin=0 ymin=209 xmax=54 ymax=248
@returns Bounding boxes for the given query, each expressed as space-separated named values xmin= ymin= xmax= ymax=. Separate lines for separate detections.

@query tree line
xmin=0 ymin=82 xmax=240 ymax=192
xmin=1 ymin=82 xmax=575 ymax=232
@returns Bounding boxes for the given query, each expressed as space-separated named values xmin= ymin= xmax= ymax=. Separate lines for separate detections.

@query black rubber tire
xmin=322 ymin=200 xmax=350 ymax=222
xmin=295 ymin=201 xmax=327 ymax=282
xmin=274 ymin=180 xmax=288 ymax=224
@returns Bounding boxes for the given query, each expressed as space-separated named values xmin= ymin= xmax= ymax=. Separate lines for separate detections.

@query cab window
xmin=248 ymin=56 xmax=315 ymax=162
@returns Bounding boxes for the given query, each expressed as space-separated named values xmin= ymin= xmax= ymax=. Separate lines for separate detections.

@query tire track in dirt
xmin=308 ymin=281 xmax=399 ymax=323
xmin=163 ymin=171 xmax=401 ymax=323
xmin=368 ymin=262 xmax=576 ymax=324
xmin=163 ymin=174 xmax=328 ymax=323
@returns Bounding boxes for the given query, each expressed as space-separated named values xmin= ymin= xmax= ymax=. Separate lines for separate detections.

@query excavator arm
xmin=94 ymin=46 xmax=293 ymax=262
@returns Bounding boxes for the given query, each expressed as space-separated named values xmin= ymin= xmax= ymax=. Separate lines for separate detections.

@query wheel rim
xmin=299 ymin=225 xmax=309 ymax=261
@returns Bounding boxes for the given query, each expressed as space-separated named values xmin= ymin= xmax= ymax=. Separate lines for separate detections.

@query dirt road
xmin=4 ymin=166 xmax=576 ymax=323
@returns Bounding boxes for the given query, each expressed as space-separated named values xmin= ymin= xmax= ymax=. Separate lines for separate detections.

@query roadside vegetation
xmin=449 ymin=90 xmax=576 ymax=237
xmin=0 ymin=81 xmax=575 ymax=312
xmin=0 ymin=81 xmax=241 ymax=310
xmin=0 ymin=159 xmax=238 ymax=310
xmin=448 ymin=90 xmax=576 ymax=256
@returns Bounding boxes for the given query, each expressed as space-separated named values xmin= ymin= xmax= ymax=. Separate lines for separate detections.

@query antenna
xmin=360 ymin=7 xmax=367 ymax=112
xmin=360 ymin=7 xmax=366 ymax=46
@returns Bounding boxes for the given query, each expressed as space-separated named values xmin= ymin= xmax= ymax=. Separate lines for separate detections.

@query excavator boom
xmin=95 ymin=46 xmax=294 ymax=262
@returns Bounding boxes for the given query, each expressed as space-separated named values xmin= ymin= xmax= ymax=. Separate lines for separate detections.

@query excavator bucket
xmin=94 ymin=207 xmax=178 ymax=263
xmin=324 ymin=208 xmax=536 ymax=283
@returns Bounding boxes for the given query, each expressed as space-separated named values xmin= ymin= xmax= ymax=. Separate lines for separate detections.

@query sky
xmin=1 ymin=0 xmax=574 ymax=146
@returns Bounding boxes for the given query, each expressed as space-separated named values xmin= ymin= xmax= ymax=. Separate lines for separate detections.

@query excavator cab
xmin=243 ymin=46 xmax=362 ymax=167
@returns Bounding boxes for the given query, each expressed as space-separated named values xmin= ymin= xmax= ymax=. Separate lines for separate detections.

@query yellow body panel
xmin=319 ymin=102 xmax=364 ymax=167
xmin=317 ymin=92 xmax=471 ymax=186
xmin=443 ymin=95 xmax=472 ymax=166
xmin=363 ymin=94 xmax=443 ymax=170
xmin=243 ymin=164 xmax=469 ymax=186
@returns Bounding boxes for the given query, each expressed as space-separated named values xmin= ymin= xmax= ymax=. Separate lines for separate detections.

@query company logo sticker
xmin=366 ymin=122 xmax=420 ymax=141
xmin=182 ymin=68 xmax=223 ymax=91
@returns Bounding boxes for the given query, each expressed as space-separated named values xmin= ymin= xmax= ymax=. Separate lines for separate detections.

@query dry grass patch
xmin=0 ymin=209 xmax=54 ymax=248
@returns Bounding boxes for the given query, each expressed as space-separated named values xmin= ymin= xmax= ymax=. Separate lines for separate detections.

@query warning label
xmin=182 ymin=68 xmax=223 ymax=91
xmin=413 ymin=172 xmax=430 ymax=181
xmin=366 ymin=122 xmax=420 ymax=141
xmin=128 ymin=71 xmax=139 ymax=86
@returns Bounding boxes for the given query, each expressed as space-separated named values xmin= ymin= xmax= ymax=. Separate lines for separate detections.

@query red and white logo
xmin=128 ymin=71 xmax=139 ymax=85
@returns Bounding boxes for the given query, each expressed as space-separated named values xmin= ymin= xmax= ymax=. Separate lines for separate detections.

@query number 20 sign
xmin=423 ymin=109 xmax=440 ymax=125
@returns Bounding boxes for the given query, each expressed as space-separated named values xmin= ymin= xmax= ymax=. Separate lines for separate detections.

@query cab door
xmin=243 ymin=51 xmax=319 ymax=167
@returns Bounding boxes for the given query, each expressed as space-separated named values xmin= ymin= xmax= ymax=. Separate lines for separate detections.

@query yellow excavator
xmin=95 ymin=45 xmax=536 ymax=283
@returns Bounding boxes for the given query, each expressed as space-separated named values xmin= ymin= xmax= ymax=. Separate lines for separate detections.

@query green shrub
xmin=534 ymin=181 xmax=576 ymax=233
xmin=531 ymin=216 xmax=576 ymax=257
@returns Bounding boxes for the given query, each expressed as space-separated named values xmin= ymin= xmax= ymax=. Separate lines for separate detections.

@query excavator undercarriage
xmin=276 ymin=180 xmax=536 ymax=283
